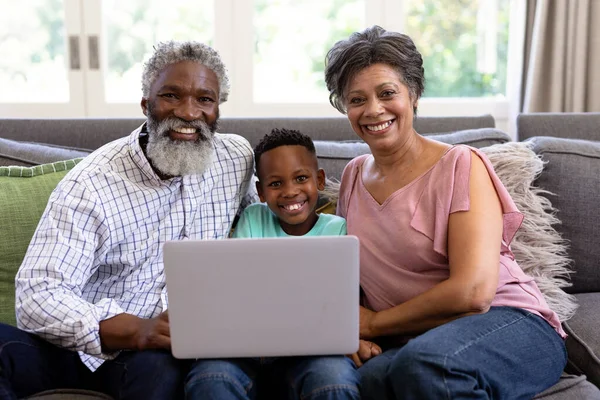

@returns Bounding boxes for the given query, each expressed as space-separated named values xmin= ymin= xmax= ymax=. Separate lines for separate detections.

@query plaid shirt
xmin=15 ymin=124 xmax=257 ymax=371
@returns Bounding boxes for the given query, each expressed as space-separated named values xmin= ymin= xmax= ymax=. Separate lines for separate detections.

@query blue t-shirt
xmin=232 ymin=203 xmax=346 ymax=238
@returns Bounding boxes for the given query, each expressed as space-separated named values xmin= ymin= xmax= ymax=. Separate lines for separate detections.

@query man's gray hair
xmin=141 ymin=41 xmax=230 ymax=103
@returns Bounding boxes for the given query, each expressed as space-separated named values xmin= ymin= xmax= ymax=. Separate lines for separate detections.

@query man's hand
xmin=360 ymin=306 xmax=378 ymax=339
xmin=134 ymin=311 xmax=171 ymax=350
xmin=348 ymin=339 xmax=382 ymax=367
xmin=99 ymin=311 xmax=171 ymax=353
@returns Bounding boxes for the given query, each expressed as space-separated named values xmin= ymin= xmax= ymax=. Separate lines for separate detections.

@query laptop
xmin=163 ymin=235 xmax=360 ymax=359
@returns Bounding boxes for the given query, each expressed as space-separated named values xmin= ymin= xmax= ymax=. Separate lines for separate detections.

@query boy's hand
xmin=348 ymin=339 xmax=382 ymax=367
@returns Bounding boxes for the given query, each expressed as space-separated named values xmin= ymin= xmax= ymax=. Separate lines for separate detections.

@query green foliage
xmin=34 ymin=0 xmax=64 ymax=62
xmin=105 ymin=1 xmax=213 ymax=76
xmin=106 ymin=3 xmax=150 ymax=75
xmin=406 ymin=0 xmax=509 ymax=97
xmin=305 ymin=0 xmax=510 ymax=98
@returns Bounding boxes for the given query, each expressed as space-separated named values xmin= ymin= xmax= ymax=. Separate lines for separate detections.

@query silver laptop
xmin=163 ymin=236 xmax=360 ymax=359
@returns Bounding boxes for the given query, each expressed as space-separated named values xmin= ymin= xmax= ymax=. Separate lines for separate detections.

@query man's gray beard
xmin=145 ymin=114 xmax=216 ymax=177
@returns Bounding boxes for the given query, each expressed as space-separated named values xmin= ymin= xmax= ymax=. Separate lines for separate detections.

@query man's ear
xmin=141 ymin=98 xmax=148 ymax=116
xmin=317 ymin=168 xmax=326 ymax=191
xmin=256 ymin=180 xmax=265 ymax=203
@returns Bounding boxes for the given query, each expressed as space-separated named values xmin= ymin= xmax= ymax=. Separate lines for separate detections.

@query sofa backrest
xmin=517 ymin=112 xmax=600 ymax=141
xmin=0 ymin=115 xmax=495 ymax=151
xmin=527 ymin=136 xmax=600 ymax=294
xmin=218 ymin=115 xmax=495 ymax=147
xmin=316 ymin=128 xmax=511 ymax=180
xmin=0 ymin=118 xmax=144 ymax=151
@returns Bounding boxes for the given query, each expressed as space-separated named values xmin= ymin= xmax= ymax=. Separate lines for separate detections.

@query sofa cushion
xmin=564 ymin=293 xmax=600 ymax=388
xmin=424 ymin=127 xmax=512 ymax=148
xmin=315 ymin=128 xmax=511 ymax=181
xmin=0 ymin=137 xmax=90 ymax=167
xmin=526 ymin=137 xmax=600 ymax=294
xmin=517 ymin=112 xmax=600 ymax=141
xmin=533 ymin=373 xmax=600 ymax=399
xmin=0 ymin=158 xmax=83 ymax=326
xmin=217 ymin=115 xmax=495 ymax=147
xmin=314 ymin=141 xmax=369 ymax=181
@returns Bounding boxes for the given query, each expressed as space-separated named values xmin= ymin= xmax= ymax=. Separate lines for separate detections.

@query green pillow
xmin=0 ymin=158 xmax=83 ymax=326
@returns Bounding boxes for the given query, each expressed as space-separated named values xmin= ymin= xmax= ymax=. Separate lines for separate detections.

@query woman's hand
xmin=360 ymin=306 xmax=378 ymax=339
xmin=348 ymin=339 xmax=382 ymax=367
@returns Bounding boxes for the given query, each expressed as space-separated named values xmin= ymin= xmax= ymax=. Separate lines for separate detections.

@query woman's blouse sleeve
xmin=410 ymin=145 xmax=524 ymax=258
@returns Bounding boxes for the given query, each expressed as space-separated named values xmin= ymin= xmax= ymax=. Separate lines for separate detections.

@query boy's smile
xmin=282 ymin=201 xmax=307 ymax=212
xmin=256 ymin=145 xmax=325 ymax=236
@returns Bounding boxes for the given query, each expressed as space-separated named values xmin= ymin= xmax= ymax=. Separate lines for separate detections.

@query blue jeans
xmin=185 ymin=356 xmax=360 ymax=400
xmin=0 ymin=323 xmax=190 ymax=400
xmin=359 ymin=307 xmax=567 ymax=400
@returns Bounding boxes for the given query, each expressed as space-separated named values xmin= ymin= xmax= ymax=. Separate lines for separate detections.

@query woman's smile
xmin=363 ymin=119 xmax=395 ymax=134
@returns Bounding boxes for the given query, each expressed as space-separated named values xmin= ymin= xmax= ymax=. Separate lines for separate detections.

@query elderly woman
xmin=324 ymin=25 xmax=567 ymax=399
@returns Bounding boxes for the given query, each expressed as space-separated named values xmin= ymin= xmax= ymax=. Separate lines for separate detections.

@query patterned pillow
xmin=0 ymin=158 xmax=83 ymax=326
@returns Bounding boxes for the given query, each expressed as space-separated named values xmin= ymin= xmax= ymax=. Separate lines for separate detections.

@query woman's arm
xmin=361 ymin=152 xmax=504 ymax=339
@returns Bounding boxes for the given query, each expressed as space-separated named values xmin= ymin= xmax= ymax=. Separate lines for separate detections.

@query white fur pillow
xmin=481 ymin=142 xmax=577 ymax=322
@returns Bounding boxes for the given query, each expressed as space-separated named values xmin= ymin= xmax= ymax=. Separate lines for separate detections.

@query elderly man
xmin=0 ymin=41 xmax=256 ymax=399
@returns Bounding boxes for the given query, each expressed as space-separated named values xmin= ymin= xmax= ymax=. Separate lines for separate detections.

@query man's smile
xmin=169 ymin=126 xmax=199 ymax=141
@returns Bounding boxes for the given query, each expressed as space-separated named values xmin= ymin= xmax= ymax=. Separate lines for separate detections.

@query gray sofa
xmin=0 ymin=114 xmax=599 ymax=399
xmin=517 ymin=112 xmax=600 ymax=141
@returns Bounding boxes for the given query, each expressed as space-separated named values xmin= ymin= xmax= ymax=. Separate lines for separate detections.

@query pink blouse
xmin=337 ymin=145 xmax=566 ymax=338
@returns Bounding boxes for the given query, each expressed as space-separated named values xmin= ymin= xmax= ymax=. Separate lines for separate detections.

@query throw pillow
xmin=480 ymin=142 xmax=577 ymax=322
xmin=0 ymin=137 xmax=90 ymax=167
xmin=0 ymin=158 xmax=83 ymax=326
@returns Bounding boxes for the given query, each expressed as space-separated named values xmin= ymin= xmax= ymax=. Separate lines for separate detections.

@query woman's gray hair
xmin=142 ymin=41 xmax=230 ymax=103
xmin=324 ymin=25 xmax=425 ymax=114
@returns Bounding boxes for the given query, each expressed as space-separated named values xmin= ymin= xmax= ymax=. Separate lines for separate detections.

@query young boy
xmin=234 ymin=128 xmax=346 ymax=237
xmin=184 ymin=129 xmax=360 ymax=399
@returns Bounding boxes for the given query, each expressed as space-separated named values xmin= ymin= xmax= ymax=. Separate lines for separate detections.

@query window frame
xmin=0 ymin=0 xmax=523 ymax=135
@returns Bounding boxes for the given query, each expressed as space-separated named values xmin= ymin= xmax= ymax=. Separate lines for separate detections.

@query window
xmin=253 ymin=0 xmax=364 ymax=103
xmin=0 ymin=0 xmax=85 ymax=115
xmin=0 ymin=0 xmax=70 ymax=103
xmin=0 ymin=0 xmax=518 ymax=129
xmin=102 ymin=0 xmax=214 ymax=103
xmin=406 ymin=0 xmax=509 ymax=98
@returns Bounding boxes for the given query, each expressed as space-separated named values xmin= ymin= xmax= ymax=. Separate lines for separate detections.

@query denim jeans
xmin=359 ymin=307 xmax=567 ymax=400
xmin=185 ymin=355 xmax=360 ymax=400
xmin=0 ymin=323 xmax=190 ymax=400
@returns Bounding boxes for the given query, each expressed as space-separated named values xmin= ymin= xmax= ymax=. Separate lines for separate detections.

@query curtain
xmin=521 ymin=0 xmax=600 ymax=112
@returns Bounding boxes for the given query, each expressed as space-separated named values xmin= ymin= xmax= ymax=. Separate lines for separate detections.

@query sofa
xmin=1 ymin=114 xmax=599 ymax=399
xmin=517 ymin=112 xmax=600 ymax=141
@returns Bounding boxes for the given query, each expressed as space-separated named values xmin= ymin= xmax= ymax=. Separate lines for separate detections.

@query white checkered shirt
xmin=15 ymin=124 xmax=257 ymax=371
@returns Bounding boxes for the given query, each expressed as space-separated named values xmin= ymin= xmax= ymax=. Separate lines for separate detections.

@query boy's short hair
xmin=254 ymin=128 xmax=317 ymax=176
